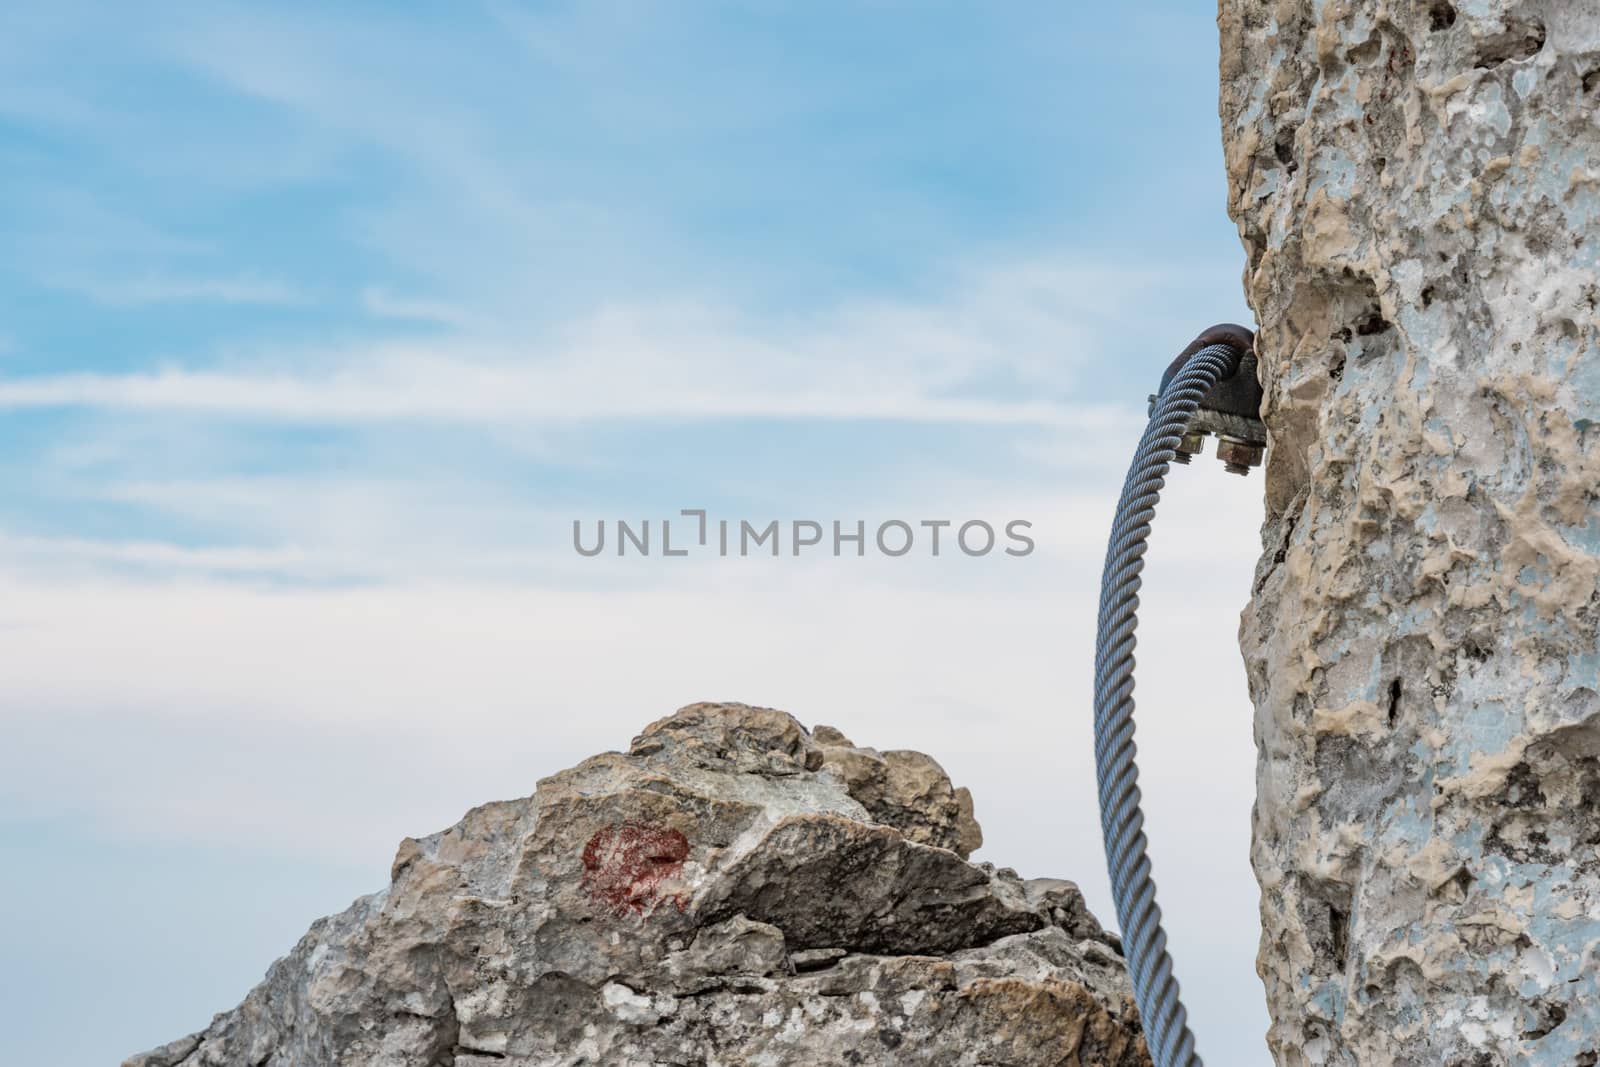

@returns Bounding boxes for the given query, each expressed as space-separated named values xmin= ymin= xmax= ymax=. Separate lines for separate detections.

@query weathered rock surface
xmin=127 ymin=703 xmax=1149 ymax=1066
xmin=1222 ymin=1 xmax=1600 ymax=1063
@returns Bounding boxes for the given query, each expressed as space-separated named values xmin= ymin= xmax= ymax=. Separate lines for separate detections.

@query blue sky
xmin=0 ymin=3 xmax=1269 ymax=1065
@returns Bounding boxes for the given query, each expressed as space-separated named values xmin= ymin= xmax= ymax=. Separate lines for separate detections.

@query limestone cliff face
xmin=126 ymin=704 xmax=1149 ymax=1067
xmin=1221 ymin=1 xmax=1600 ymax=1063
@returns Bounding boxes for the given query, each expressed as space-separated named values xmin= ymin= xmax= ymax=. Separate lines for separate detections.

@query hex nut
xmin=1215 ymin=435 xmax=1265 ymax=475
xmin=1173 ymin=432 xmax=1207 ymax=465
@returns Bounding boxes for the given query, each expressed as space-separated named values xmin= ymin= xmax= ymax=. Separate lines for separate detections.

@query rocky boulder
xmin=127 ymin=703 xmax=1149 ymax=1067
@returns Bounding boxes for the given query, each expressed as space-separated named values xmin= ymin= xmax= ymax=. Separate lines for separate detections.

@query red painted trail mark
xmin=581 ymin=822 xmax=690 ymax=916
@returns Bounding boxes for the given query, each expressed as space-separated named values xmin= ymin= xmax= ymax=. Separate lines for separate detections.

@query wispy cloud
xmin=0 ymin=365 xmax=1131 ymax=426
xmin=61 ymin=274 xmax=309 ymax=307
xmin=0 ymin=475 xmax=1260 ymax=802
xmin=360 ymin=287 xmax=479 ymax=330
xmin=0 ymin=258 xmax=1182 ymax=426
xmin=0 ymin=532 xmax=315 ymax=576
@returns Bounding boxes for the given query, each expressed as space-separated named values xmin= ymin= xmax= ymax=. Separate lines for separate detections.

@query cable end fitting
xmin=1154 ymin=324 xmax=1267 ymax=476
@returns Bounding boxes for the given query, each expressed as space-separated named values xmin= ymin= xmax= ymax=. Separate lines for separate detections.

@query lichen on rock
xmin=126 ymin=703 xmax=1149 ymax=1067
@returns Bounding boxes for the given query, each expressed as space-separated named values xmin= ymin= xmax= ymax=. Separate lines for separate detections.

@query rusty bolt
xmin=1215 ymin=435 xmax=1265 ymax=475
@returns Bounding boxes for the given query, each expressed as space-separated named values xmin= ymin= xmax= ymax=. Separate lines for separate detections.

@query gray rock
xmin=811 ymin=724 xmax=984 ymax=859
xmin=127 ymin=703 xmax=1149 ymax=1066
xmin=1221 ymin=2 xmax=1600 ymax=1062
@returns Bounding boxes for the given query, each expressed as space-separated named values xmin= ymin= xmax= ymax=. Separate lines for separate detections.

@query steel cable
xmin=1093 ymin=342 xmax=1245 ymax=1067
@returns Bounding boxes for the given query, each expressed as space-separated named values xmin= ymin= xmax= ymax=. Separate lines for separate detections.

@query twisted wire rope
xmin=1093 ymin=342 xmax=1243 ymax=1067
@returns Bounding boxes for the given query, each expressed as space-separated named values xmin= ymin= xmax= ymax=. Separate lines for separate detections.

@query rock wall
xmin=1221 ymin=1 xmax=1600 ymax=1063
xmin=126 ymin=704 xmax=1150 ymax=1067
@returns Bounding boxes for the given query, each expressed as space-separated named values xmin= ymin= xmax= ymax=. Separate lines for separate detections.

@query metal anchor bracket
xmin=1145 ymin=322 xmax=1267 ymax=474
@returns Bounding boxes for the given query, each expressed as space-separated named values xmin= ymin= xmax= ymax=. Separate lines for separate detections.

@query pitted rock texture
xmin=125 ymin=703 xmax=1148 ymax=1067
xmin=1221 ymin=2 xmax=1600 ymax=1064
